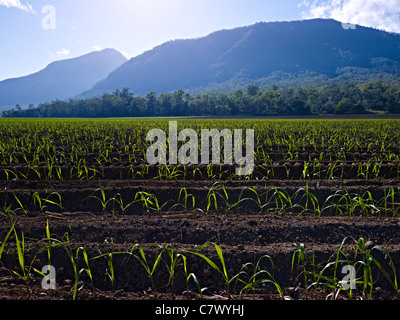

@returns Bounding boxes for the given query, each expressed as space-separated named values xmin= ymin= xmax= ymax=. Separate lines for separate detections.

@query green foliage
xmin=4 ymin=82 xmax=400 ymax=118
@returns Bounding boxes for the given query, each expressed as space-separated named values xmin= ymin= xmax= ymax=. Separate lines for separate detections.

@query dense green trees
xmin=3 ymin=81 xmax=400 ymax=118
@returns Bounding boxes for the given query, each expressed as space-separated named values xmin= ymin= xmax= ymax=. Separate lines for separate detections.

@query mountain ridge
xmin=79 ymin=18 xmax=400 ymax=98
xmin=0 ymin=48 xmax=127 ymax=110
xmin=3 ymin=18 xmax=400 ymax=112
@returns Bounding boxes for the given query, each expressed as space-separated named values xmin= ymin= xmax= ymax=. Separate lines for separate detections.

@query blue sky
xmin=1 ymin=0 xmax=400 ymax=81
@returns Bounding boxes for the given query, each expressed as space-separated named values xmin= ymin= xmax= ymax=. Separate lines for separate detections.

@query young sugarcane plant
xmin=239 ymin=255 xmax=288 ymax=300
xmin=105 ymin=253 xmax=115 ymax=289
xmin=357 ymin=237 xmax=399 ymax=295
xmin=185 ymin=242 xmax=242 ymax=299
xmin=112 ymin=193 xmax=135 ymax=215
xmin=161 ymin=244 xmax=185 ymax=293
xmin=44 ymin=231 xmax=95 ymax=299
xmin=10 ymin=226 xmax=46 ymax=297
xmin=13 ymin=193 xmax=28 ymax=215
xmin=166 ymin=188 xmax=196 ymax=214
xmin=32 ymin=192 xmax=63 ymax=213
xmin=127 ymin=244 xmax=164 ymax=294
xmin=62 ymin=243 xmax=94 ymax=300
xmin=180 ymin=254 xmax=204 ymax=299
xmin=292 ymin=183 xmax=321 ymax=218
xmin=90 ymin=188 xmax=116 ymax=215
xmin=0 ymin=224 xmax=14 ymax=261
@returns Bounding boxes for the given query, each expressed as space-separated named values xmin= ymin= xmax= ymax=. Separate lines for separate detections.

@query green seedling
xmin=239 ymin=255 xmax=288 ymax=300
xmin=90 ymin=188 xmax=115 ymax=214
xmin=162 ymin=245 xmax=185 ymax=292
xmin=128 ymin=244 xmax=164 ymax=294
xmin=11 ymin=226 xmax=44 ymax=296
xmin=185 ymin=242 xmax=242 ymax=299
xmin=0 ymin=224 xmax=14 ymax=260
xmin=13 ymin=193 xmax=28 ymax=215
xmin=180 ymin=254 xmax=204 ymax=299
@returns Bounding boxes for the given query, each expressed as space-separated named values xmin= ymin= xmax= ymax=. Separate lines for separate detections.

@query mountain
xmin=81 ymin=19 xmax=400 ymax=97
xmin=0 ymin=48 xmax=127 ymax=109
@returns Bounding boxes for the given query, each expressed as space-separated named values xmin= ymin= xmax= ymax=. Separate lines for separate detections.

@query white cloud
xmin=299 ymin=0 xmax=400 ymax=33
xmin=56 ymin=48 xmax=71 ymax=57
xmin=47 ymin=48 xmax=71 ymax=60
xmin=0 ymin=0 xmax=35 ymax=13
xmin=92 ymin=45 xmax=103 ymax=51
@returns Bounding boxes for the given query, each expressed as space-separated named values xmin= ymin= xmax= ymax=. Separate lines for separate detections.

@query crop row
xmin=3 ymin=148 xmax=400 ymax=165
xmin=1 ymin=183 xmax=400 ymax=219
xmin=1 ymin=119 xmax=400 ymax=162
xmin=0 ymin=219 xmax=398 ymax=300
xmin=2 ymin=160 xmax=400 ymax=181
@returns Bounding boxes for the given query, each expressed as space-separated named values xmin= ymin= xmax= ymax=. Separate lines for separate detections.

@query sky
xmin=1 ymin=0 xmax=400 ymax=81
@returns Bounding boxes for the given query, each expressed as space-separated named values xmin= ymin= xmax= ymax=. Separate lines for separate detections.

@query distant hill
xmin=0 ymin=48 xmax=127 ymax=110
xmin=80 ymin=19 xmax=400 ymax=98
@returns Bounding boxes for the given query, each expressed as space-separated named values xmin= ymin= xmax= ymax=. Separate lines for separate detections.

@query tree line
xmin=3 ymin=81 xmax=400 ymax=118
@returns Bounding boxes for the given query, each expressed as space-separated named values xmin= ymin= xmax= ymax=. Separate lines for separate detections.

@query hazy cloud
xmin=56 ymin=48 xmax=71 ymax=57
xmin=299 ymin=0 xmax=400 ymax=33
xmin=92 ymin=45 xmax=103 ymax=51
xmin=0 ymin=0 xmax=35 ymax=13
